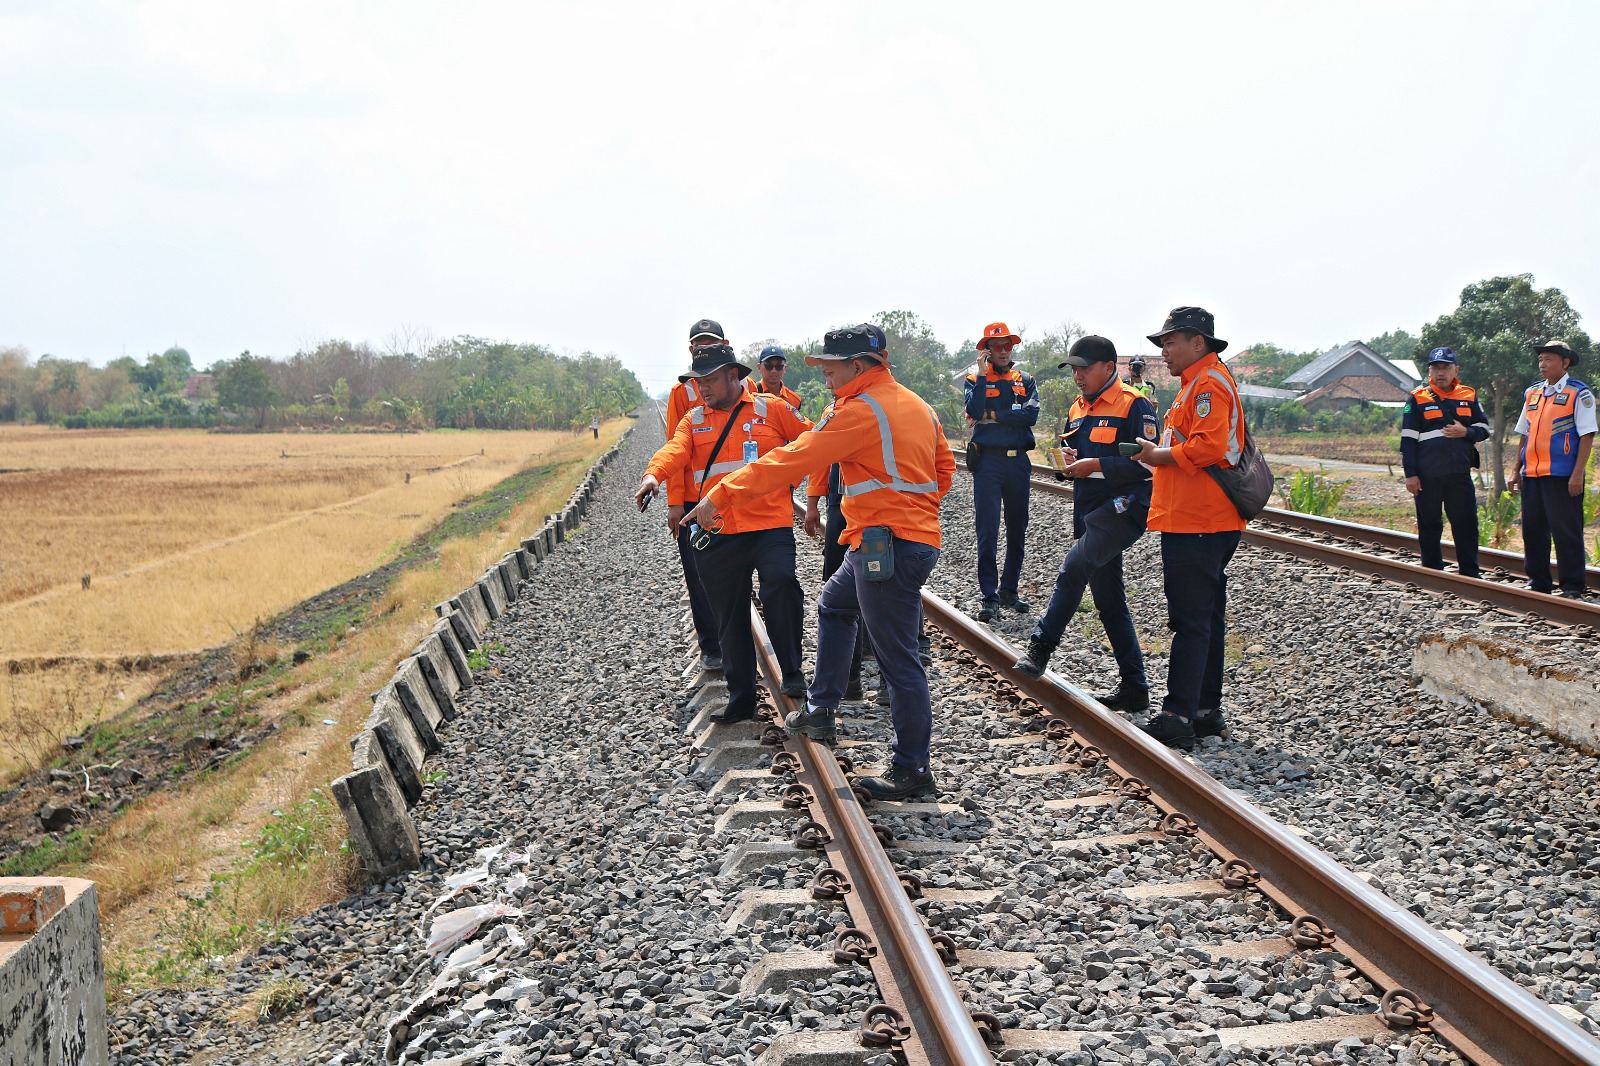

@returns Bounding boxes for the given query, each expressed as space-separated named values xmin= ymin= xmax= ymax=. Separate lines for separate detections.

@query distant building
xmin=1298 ymin=374 xmax=1410 ymax=413
xmin=183 ymin=374 xmax=215 ymax=402
xmin=1282 ymin=340 xmax=1420 ymax=394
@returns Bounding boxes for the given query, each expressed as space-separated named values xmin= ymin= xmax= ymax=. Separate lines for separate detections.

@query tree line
xmin=742 ymin=275 xmax=1588 ymax=497
xmin=0 ymin=336 xmax=646 ymax=432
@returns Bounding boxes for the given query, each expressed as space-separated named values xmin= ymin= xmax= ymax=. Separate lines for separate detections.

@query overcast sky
xmin=3 ymin=2 xmax=1597 ymax=393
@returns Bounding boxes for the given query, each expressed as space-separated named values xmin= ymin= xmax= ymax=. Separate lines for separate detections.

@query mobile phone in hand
xmin=1118 ymin=442 xmax=1142 ymax=457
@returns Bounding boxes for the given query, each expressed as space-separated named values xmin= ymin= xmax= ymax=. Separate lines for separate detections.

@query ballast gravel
xmin=104 ymin=425 xmax=1600 ymax=1066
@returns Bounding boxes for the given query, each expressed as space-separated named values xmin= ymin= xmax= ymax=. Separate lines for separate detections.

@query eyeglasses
xmin=987 ymin=342 xmax=1015 ymax=354
xmin=764 ymin=360 xmax=786 ymax=368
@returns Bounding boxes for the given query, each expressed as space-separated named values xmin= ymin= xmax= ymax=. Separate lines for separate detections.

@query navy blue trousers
xmin=1160 ymin=530 xmax=1241 ymax=719
xmin=1521 ymin=475 xmax=1586 ymax=595
xmin=810 ymin=538 xmax=940 ymax=770
xmin=973 ymin=451 xmax=1031 ymax=602
xmin=677 ymin=523 xmax=721 ymax=656
xmin=823 ymin=491 xmax=866 ymax=683
xmin=1034 ymin=500 xmax=1148 ymax=688
xmin=1414 ymin=472 xmax=1480 ymax=577
xmin=697 ymin=527 xmax=805 ymax=717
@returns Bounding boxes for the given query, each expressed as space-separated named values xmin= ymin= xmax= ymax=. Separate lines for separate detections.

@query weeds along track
xmin=105 ymin=417 xmax=1600 ymax=1065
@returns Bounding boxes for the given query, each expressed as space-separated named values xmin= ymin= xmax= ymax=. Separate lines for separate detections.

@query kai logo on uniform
xmin=1195 ymin=393 xmax=1212 ymax=418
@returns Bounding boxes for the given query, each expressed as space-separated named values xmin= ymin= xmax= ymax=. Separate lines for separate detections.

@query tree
xmin=1366 ymin=329 xmax=1418 ymax=366
xmin=1418 ymin=274 xmax=1593 ymax=494
xmin=217 ymin=352 xmax=278 ymax=429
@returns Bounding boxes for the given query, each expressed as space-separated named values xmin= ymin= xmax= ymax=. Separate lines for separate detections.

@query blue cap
xmin=759 ymin=345 xmax=786 ymax=363
xmin=1427 ymin=346 xmax=1458 ymax=365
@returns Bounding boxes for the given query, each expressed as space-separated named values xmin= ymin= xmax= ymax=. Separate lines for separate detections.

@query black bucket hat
xmin=678 ymin=344 xmax=751 ymax=382
xmin=1535 ymin=340 xmax=1580 ymax=368
xmin=808 ymin=324 xmax=889 ymax=364
xmin=1147 ymin=306 xmax=1228 ymax=354
xmin=1060 ymin=335 xmax=1118 ymax=368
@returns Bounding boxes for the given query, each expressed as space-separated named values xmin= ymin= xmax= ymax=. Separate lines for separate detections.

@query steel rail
xmin=919 ymin=589 xmax=1600 ymax=1066
xmin=747 ymin=606 xmax=995 ymax=1066
xmin=958 ymin=460 xmax=1600 ymax=628
xmin=1013 ymin=457 xmax=1600 ymax=593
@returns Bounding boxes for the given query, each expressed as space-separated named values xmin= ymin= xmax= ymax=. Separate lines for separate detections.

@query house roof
xmin=1299 ymin=374 xmax=1411 ymax=404
xmin=1283 ymin=341 xmax=1420 ymax=390
xmin=1238 ymin=383 xmax=1301 ymax=401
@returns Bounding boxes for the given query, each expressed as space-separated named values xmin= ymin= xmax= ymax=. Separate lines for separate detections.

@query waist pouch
xmin=857 ymin=526 xmax=895 ymax=582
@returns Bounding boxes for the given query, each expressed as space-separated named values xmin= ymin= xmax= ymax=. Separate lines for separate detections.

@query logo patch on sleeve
xmin=1195 ymin=395 xmax=1212 ymax=418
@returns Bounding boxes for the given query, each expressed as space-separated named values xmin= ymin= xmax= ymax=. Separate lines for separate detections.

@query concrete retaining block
xmin=407 ymin=651 xmax=456 ymax=723
xmin=0 ymin=877 xmax=107 ymax=1066
xmin=1414 ymin=635 xmax=1600 ymax=751
xmin=494 ymin=557 xmax=518 ymax=603
xmin=441 ymin=607 xmax=479 ymax=652
xmin=351 ymin=728 xmax=421 ymax=807
xmin=449 ymin=589 xmax=491 ymax=639
xmin=429 ymin=617 xmax=473 ymax=690
xmin=542 ymin=523 xmax=556 ymax=553
xmin=360 ymin=699 xmax=425 ymax=805
xmin=508 ymin=547 xmax=533 ymax=582
xmin=413 ymin=635 xmax=462 ymax=705
xmin=552 ymin=516 xmax=566 ymax=544
xmin=522 ymin=535 xmax=545 ymax=563
xmin=332 ymin=766 xmax=420 ymax=879
xmin=390 ymin=662 xmax=445 ymax=751
xmin=476 ymin=572 xmax=507 ymax=618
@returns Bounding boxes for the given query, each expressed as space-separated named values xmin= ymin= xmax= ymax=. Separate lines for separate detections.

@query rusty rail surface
xmin=960 ymin=460 xmax=1600 ymax=629
xmin=919 ymin=589 xmax=1600 ymax=1066
xmin=747 ymin=606 xmax=995 ymax=1066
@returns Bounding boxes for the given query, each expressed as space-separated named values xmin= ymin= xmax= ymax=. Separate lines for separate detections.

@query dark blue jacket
xmin=1060 ymin=381 xmax=1158 ymax=531
xmin=964 ymin=364 xmax=1039 ymax=450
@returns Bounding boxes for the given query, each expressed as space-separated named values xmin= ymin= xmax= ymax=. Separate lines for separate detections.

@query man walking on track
xmin=639 ymin=343 xmax=814 ymax=722
xmin=687 ymin=323 xmax=955 ymax=800
xmin=1130 ymin=307 xmax=1246 ymax=749
xmin=1511 ymin=340 xmax=1595 ymax=600
xmin=1400 ymin=347 xmax=1489 ymax=578
xmin=965 ymin=321 xmax=1040 ymax=622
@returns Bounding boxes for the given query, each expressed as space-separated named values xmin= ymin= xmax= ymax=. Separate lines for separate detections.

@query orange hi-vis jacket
xmin=1148 ymin=352 xmax=1248 ymax=534
xmin=647 ymin=393 xmax=814 ymax=534
xmin=706 ymin=364 xmax=955 ymax=549
xmin=753 ymin=381 xmax=803 ymax=409
xmin=664 ymin=376 xmax=752 ymax=505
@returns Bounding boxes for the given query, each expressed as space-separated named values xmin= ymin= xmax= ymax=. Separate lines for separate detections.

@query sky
xmin=3 ymin=1 xmax=1598 ymax=394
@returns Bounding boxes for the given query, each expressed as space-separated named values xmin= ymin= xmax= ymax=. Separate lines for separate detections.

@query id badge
xmin=742 ymin=439 xmax=759 ymax=465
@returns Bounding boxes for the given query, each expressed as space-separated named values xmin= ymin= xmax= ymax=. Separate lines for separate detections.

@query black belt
xmin=971 ymin=444 xmax=1028 ymax=457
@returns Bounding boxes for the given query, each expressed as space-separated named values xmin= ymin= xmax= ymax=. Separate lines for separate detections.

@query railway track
xmin=956 ymin=459 xmax=1600 ymax=633
xmin=693 ymin=496 xmax=1600 ymax=1064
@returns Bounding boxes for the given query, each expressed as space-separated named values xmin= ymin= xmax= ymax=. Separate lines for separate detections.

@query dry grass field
xmin=0 ymin=423 xmax=606 ymax=777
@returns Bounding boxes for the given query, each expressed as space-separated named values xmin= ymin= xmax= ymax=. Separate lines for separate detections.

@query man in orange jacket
xmin=687 ymin=323 xmax=955 ymax=800
xmin=639 ymin=343 xmax=814 ymax=722
xmin=662 ymin=318 xmax=747 ymax=671
xmin=1130 ymin=307 xmax=1246 ymax=749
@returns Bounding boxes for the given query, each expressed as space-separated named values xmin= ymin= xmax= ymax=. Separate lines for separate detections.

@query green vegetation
xmin=0 ymin=335 xmax=644 ymax=432
xmin=1278 ymin=471 xmax=1349 ymax=516
xmin=1 ymin=829 xmax=91 ymax=877
xmin=466 ymin=641 xmax=506 ymax=671
xmin=1479 ymin=490 xmax=1519 ymax=548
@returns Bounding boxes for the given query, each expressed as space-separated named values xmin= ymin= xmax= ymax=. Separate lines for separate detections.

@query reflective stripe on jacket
xmin=1399 ymin=383 xmax=1489 ymax=478
xmin=647 ymin=392 xmax=814 ymax=533
xmin=706 ymin=364 xmax=955 ymax=549
xmin=1517 ymin=376 xmax=1596 ymax=479
xmin=1148 ymin=352 xmax=1247 ymax=533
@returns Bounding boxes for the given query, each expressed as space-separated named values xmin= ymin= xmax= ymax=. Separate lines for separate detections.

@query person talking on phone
xmin=964 ymin=321 xmax=1040 ymax=622
xmin=636 ymin=343 xmax=813 ymax=722
xmin=1014 ymin=336 xmax=1156 ymax=715
xmin=684 ymin=324 xmax=955 ymax=801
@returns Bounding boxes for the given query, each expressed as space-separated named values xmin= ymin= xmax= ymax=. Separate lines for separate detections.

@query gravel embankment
xmin=106 ymin=422 xmax=1600 ymax=1065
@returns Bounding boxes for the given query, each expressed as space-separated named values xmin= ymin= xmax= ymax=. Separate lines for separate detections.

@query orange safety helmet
xmin=978 ymin=322 xmax=1022 ymax=350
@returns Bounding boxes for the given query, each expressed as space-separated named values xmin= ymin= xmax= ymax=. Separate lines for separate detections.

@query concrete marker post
xmin=0 ymin=877 xmax=108 ymax=1066
xmin=332 ymin=767 xmax=420 ymax=879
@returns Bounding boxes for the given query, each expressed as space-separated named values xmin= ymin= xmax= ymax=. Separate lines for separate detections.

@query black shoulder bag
xmin=1202 ymin=373 xmax=1274 ymax=520
xmin=689 ymin=401 xmax=746 ymax=549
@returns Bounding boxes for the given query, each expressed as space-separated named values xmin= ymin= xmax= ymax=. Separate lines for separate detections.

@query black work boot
xmin=844 ymin=677 xmax=865 ymax=701
xmin=976 ymin=602 xmax=998 ymax=623
xmin=1097 ymin=680 xmax=1150 ymax=714
xmin=1014 ymin=636 xmax=1057 ymax=678
xmin=998 ymin=590 xmax=1031 ymax=613
xmin=856 ymin=762 xmax=936 ymax=801
xmin=1191 ymin=708 xmax=1227 ymax=738
xmin=710 ymin=702 xmax=756 ymax=724
xmin=699 ymin=651 xmax=723 ymax=672
xmin=1140 ymin=712 xmax=1196 ymax=750
xmin=780 ymin=672 xmax=806 ymax=698
xmin=783 ymin=705 xmax=836 ymax=743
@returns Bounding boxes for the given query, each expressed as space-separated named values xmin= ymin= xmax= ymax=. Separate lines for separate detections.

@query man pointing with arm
xmin=686 ymin=323 xmax=956 ymax=800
